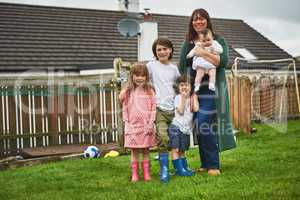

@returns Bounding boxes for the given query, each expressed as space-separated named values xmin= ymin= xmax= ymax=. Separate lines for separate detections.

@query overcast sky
xmin=1 ymin=0 xmax=300 ymax=57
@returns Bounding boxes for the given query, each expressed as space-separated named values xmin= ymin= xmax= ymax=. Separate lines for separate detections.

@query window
xmin=234 ymin=48 xmax=257 ymax=59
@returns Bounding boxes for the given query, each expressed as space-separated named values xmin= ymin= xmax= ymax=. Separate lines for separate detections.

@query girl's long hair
xmin=186 ymin=8 xmax=214 ymax=42
xmin=126 ymin=63 xmax=154 ymax=96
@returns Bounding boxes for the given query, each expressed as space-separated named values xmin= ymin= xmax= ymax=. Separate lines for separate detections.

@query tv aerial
xmin=117 ymin=0 xmax=140 ymax=37
xmin=117 ymin=18 xmax=140 ymax=37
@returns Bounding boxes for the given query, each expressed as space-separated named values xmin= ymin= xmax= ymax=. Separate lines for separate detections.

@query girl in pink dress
xmin=119 ymin=63 xmax=156 ymax=182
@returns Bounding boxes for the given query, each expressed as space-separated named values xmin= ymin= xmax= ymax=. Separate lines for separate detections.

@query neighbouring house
xmin=0 ymin=2 xmax=298 ymax=157
xmin=0 ymin=2 xmax=295 ymax=73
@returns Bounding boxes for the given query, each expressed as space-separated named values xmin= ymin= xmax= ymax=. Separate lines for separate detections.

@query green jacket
xmin=179 ymin=35 xmax=236 ymax=152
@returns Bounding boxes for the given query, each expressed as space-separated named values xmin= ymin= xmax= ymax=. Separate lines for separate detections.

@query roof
xmin=0 ymin=2 xmax=293 ymax=72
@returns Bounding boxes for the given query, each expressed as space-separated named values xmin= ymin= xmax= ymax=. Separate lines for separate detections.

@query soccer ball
xmin=83 ymin=146 xmax=100 ymax=158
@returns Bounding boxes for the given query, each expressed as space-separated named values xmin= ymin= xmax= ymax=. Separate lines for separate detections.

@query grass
xmin=0 ymin=120 xmax=300 ymax=200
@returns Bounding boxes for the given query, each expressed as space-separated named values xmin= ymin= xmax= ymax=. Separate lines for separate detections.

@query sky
xmin=1 ymin=0 xmax=300 ymax=57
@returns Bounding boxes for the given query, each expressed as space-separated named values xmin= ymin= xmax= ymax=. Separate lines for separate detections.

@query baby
xmin=186 ymin=28 xmax=223 ymax=92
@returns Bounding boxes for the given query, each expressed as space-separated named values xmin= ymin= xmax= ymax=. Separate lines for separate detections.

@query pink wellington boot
xmin=142 ymin=160 xmax=151 ymax=181
xmin=131 ymin=161 xmax=139 ymax=182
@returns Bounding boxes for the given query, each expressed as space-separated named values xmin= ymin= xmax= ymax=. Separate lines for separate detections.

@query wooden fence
xmin=228 ymin=76 xmax=251 ymax=133
xmin=0 ymin=77 xmax=120 ymax=157
xmin=1 ymin=68 xmax=300 ymax=157
xmin=227 ymin=75 xmax=300 ymax=133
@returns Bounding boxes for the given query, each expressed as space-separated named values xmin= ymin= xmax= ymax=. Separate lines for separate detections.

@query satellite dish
xmin=117 ymin=18 xmax=140 ymax=37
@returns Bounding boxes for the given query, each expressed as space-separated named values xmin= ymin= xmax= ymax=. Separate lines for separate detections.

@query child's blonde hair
xmin=127 ymin=62 xmax=153 ymax=95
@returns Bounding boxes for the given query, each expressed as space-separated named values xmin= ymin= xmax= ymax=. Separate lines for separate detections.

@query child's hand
xmin=181 ymin=89 xmax=190 ymax=98
xmin=191 ymin=93 xmax=199 ymax=112
xmin=195 ymin=42 xmax=203 ymax=48
xmin=186 ymin=46 xmax=197 ymax=58
xmin=119 ymin=87 xmax=128 ymax=102
xmin=191 ymin=93 xmax=198 ymax=101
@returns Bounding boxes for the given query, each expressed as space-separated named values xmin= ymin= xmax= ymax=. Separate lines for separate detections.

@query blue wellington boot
xmin=181 ymin=157 xmax=195 ymax=175
xmin=159 ymin=153 xmax=170 ymax=183
xmin=172 ymin=158 xmax=194 ymax=176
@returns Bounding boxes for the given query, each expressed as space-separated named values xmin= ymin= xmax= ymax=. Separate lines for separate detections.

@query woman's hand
xmin=194 ymin=47 xmax=220 ymax=66
xmin=194 ymin=46 xmax=207 ymax=57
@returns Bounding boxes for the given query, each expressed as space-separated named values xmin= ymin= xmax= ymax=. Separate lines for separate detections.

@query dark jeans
xmin=195 ymin=85 xmax=220 ymax=169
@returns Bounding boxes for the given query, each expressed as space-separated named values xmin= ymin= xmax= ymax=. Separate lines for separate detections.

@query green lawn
xmin=0 ymin=120 xmax=299 ymax=200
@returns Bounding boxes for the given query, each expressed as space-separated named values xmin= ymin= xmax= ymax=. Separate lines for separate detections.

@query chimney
xmin=138 ymin=9 xmax=157 ymax=61
xmin=143 ymin=8 xmax=152 ymax=21
xmin=118 ymin=0 xmax=140 ymax=13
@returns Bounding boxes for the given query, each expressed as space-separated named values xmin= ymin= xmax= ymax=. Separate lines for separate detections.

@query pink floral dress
xmin=121 ymin=87 xmax=156 ymax=148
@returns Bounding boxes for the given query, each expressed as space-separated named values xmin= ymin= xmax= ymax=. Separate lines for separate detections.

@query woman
xmin=179 ymin=8 xmax=236 ymax=176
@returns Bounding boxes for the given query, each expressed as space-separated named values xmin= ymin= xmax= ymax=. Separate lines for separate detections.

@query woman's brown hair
xmin=186 ymin=8 xmax=214 ymax=42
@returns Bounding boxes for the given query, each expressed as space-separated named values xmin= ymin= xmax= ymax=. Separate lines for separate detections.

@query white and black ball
xmin=83 ymin=146 xmax=100 ymax=158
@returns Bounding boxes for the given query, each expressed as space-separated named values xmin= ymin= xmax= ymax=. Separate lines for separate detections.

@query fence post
xmin=49 ymin=86 xmax=59 ymax=145
xmin=240 ymin=77 xmax=251 ymax=133
xmin=232 ymin=76 xmax=239 ymax=130
xmin=113 ymin=58 xmax=132 ymax=147
xmin=114 ymin=58 xmax=124 ymax=147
